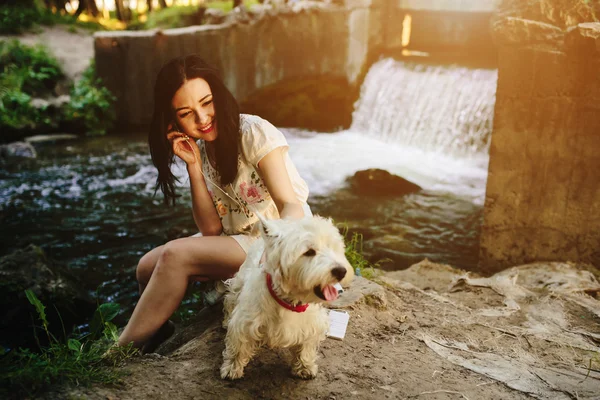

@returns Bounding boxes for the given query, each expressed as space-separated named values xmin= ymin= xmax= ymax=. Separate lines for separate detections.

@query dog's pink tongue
xmin=323 ymin=285 xmax=339 ymax=301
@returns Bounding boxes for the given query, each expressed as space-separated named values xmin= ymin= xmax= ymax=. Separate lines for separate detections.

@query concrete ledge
xmin=396 ymin=0 xmax=501 ymax=13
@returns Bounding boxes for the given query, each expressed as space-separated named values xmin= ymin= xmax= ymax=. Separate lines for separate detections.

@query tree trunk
xmin=114 ymin=0 xmax=130 ymax=21
xmin=146 ymin=0 xmax=153 ymax=12
xmin=74 ymin=0 xmax=100 ymax=17
xmin=87 ymin=0 xmax=100 ymax=16
xmin=158 ymin=0 xmax=168 ymax=9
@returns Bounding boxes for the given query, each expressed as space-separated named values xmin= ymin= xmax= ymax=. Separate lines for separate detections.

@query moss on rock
xmin=240 ymin=76 xmax=359 ymax=132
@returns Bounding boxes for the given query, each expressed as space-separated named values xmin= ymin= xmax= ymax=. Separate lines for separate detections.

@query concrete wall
xmin=94 ymin=0 xmax=500 ymax=127
xmin=479 ymin=18 xmax=600 ymax=273
xmin=95 ymin=5 xmax=370 ymax=126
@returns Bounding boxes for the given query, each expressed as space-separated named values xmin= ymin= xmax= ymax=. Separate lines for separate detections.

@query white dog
xmin=220 ymin=215 xmax=353 ymax=380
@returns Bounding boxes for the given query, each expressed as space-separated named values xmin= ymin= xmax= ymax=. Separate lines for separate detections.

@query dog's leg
xmin=220 ymin=328 xmax=259 ymax=380
xmin=290 ymin=339 xmax=320 ymax=379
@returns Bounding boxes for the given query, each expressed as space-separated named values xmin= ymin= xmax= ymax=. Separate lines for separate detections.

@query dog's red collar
xmin=266 ymin=273 xmax=309 ymax=313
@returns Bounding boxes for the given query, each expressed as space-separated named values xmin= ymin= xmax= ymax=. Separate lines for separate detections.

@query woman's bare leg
xmin=119 ymin=236 xmax=245 ymax=348
xmin=136 ymin=245 xmax=164 ymax=293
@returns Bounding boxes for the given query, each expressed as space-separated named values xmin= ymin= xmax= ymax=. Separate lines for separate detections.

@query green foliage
xmin=0 ymin=0 xmax=106 ymax=34
xmin=205 ymin=0 xmax=260 ymax=13
xmin=0 ymin=42 xmax=116 ymax=138
xmin=138 ymin=0 xmax=259 ymax=30
xmin=0 ymin=4 xmax=40 ymax=34
xmin=0 ymin=41 xmax=63 ymax=135
xmin=25 ymin=290 xmax=49 ymax=333
xmin=0 ymin=40 xmax=63 ymax=95
xmin=0 ymin=290 xmax=135 ymax=398
xmin=340 ymin=225 xmax=381 ymax=280
xmin=89 ymin=303 xmax=121 ymax=340
xmin=142 ymin=5 xmax=203 ymax=29
xmin=64 ymin=62 xmax=117 ymax=136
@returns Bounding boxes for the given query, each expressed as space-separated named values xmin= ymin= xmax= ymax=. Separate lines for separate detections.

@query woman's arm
xmin=257 ymin=148 xmax=304 ymax=220
xmin=188 ymin=163 xmax=223 ymax=236
xmin=167 ymin=131 xmax=222 ymax=235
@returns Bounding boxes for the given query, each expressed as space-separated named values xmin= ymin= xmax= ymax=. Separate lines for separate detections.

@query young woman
xmin=117 ymin=54 xmax=310 ymax=351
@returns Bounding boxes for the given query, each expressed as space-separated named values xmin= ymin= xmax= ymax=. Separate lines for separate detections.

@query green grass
xmin=205 ymin=0 xmax=260 ymax=13
xmin=142 ymin=5 xmax=200 ymax=29
xmin=581 ymin=351 xmax=600 ymax=383
xmin=340 ymin=225 xmax=384 ymax=280
xmin=0 ymin=291 xmax=136 ymax=398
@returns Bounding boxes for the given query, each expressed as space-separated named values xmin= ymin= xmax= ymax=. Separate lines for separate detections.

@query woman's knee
xmin=136 ymin=246 xmax=163 ymax=284
xmin=154 ymin=239 xmax=191 ymax=276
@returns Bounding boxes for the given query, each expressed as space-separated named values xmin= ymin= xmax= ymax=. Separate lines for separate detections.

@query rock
xmin=327 ymin=276 xmax=387 ymax=309
xmin=539 ymin=0 xmax=599 ymax=28
xmin=348 ymin=169 xmax=421 ymax=196
xmin=204 ymin=8 xmax=226 ymax=25
xmin=565 ymin=21 xmax=600 ymax=51
xmin=183 ymin=6 xmax=207 ymax=26
xmin=497 ymin=0 xmax=599 ymax=30
xmin=0 ymin=245 xmax=95 ymax=349
xmin=24 ymin=133 xmax=78 ymax=144
xmin=0 ymin=141 xmax=37 ymax=158
xmin=224 ymin=5 xmax=252 ymax=24
xmin=492 ymin=17 xmax=565 ymax=46
xmin=30 ymin=95 xmax=71 ymax=110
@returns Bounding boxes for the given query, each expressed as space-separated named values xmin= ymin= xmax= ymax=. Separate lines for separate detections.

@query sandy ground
xmin=0 ymin=25 xmax=94 ymax=80
xmin=62 ymin=261 xmax=600 ymax=400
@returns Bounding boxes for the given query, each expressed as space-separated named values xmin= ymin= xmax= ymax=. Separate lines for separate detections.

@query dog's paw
xmin=220 ymin=362 xmax=245 ymax=380
xmin=291 ymin=364 xmax=318 ymax=380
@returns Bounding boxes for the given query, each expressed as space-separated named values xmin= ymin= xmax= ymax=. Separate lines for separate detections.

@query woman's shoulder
xmin=238 ymin=114 xmax=287 ymax=165
xmin=239 ymin=113 xmax=269 ymax=133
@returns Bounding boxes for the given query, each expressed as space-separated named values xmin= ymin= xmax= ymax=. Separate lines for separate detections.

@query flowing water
xmin=0 ymin=58 xmax=498 ymax=328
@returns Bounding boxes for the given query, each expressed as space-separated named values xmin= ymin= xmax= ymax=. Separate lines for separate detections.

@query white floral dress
xmin=195 ymin=114 xmax=310 ymax=252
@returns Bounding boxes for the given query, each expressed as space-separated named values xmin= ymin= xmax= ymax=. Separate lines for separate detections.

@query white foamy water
xmin=280 ymin=58 xmax=497 ymax=205
xmin=284 ymin=130 xmax=489 ymax=204
xmin=351 ymin=58 xmax=497 ymax=159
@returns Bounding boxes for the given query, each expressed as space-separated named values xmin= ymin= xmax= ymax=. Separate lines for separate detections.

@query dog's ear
xmin=256 ymin=212 xmax=279 ymax=239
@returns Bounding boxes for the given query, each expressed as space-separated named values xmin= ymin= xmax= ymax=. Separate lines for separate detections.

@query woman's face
xmin=171 ymin=77 xmax=217 ymax=142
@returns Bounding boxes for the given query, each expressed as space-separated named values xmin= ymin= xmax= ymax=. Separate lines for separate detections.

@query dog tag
xmin=327 ymin=310 xmax=350 ymax=340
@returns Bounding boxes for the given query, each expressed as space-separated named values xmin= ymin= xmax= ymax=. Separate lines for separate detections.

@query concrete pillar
xmin=479 ymin=20 xmax=600 ymax=273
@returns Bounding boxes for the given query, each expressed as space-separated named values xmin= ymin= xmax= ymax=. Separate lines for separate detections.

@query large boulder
xmin=0 ymin=245 xmax=95 ymax=349
xmin=0 ymin=141 xmax=37 ymax=159
xmin=349 ymin=168 xmax=421 ymax=196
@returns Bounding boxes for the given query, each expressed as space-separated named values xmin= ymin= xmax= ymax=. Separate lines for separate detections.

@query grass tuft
xmin=0 ymin=290 xmax=135 ymax=398
xmin=339 ymin=224 xmax=386 ymax=280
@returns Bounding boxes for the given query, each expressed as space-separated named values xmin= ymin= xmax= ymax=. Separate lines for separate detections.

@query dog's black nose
xmin=331 ymin=266 xmax=347 ymax=281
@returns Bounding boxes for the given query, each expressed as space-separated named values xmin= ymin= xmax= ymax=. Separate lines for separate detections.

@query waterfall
xmin=350 ymin=58 xmax=498 ymax=158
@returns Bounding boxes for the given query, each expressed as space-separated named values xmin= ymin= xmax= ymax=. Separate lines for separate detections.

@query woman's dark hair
xmin=149 ymin=54 xmax=240 ymax=205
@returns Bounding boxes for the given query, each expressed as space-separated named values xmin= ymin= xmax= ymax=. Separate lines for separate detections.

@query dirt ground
xmin=7 ymin=25 xmax=599 ymax=400
xmin=63 ymin=260 xmax=600 ymax=400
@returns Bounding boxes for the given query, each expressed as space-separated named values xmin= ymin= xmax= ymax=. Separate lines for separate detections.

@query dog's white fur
xmin=220 ymin=215 xmax=353 ymax=380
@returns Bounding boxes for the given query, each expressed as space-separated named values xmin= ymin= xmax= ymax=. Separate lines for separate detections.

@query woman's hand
xmin=167 ymin=124 xmax=201 ymax=166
